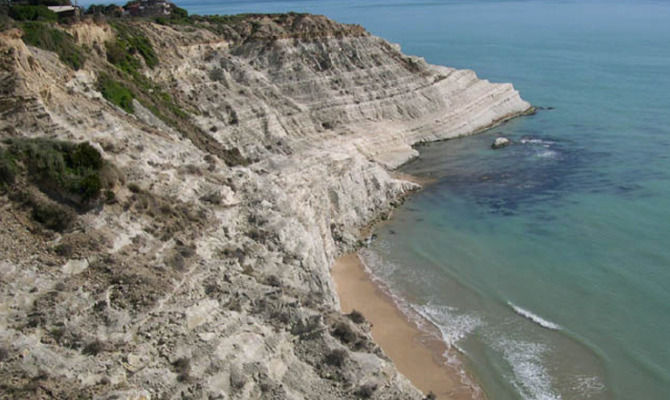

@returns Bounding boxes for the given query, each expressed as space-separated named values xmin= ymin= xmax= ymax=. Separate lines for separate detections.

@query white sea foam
xmin=536 ymin=149 xmax=558 ymax=159
xmin=358 ymin=249 xmax=435 ymax=331
xmin=508 ymin=302 xmax=561 ymax=330
xmin=412 ymin=302 xmax=485 ymax=394
xmin=413 ymin=303 xmax=483 ymax=349
xmin=357 ymin=249 xmax=483 ymax=394
xmin=573 ymin=375 xmax=605 ymax=398
xmin=359 ymin=246 xmax=399 ymax=277
xmin=495 ymin=338 xmax=562 ymax=400
xmin=521 ymin=138 xmax=555 ymax=145
xmin=519 ymin=137 xmax=559 ymax=159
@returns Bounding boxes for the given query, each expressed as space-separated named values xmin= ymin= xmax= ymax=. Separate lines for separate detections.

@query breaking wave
xmin=508 ymin=302 xmax=561 ymax=331
xmin=412 ymin=302 xmax=483 ymax=349
xmin=494 ymin=338 xmax=562 ymax=400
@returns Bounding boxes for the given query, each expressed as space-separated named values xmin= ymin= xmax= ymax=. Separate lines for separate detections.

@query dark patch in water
xmin=405 ymin=129 xmax=666 ymax=221
xmin=617 ymin=184 xmax=642 ymax=193
xmin=417 ymin=134 xmax=608 ymax=217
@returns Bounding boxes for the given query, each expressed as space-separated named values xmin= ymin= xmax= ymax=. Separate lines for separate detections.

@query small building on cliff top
xmin=47 ymin=5 xmax=80 ymax=20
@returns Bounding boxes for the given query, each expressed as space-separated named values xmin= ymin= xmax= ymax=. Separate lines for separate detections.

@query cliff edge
xmin=0 ymin=14 xmax=531 ymax=399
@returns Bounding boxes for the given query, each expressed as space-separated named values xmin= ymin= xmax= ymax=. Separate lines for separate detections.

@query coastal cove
xmin=0 ymin=5 xmax=530 ymax=400
xmin=1 ymin=0 xmax=668 ymax=399
xmin=174 ymin=1 xmax=670 ymax=399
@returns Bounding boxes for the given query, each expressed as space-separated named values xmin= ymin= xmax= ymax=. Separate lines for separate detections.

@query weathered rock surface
xmin=491 ymin=137 xmax=511 ymax=149
xmin=0 ymin=14 xmax=531 ymax=399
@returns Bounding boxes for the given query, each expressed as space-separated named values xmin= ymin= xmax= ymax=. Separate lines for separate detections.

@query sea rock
xmin=0 ymin=14 xmax=531 ymax=399
xmin=491 ymin=137 xmax=511 ymax=149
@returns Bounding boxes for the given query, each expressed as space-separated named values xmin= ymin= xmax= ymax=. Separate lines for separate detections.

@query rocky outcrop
xmin=0 ymin=15 xmax=531 ymax=399
xmin=491 ymin=137 xmax=511 ymax=149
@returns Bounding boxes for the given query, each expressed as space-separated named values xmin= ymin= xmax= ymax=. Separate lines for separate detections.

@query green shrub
xmin=2 ymin=138 xmax=110 ymax=230
xmin=20 ymin=22 xmax=85 ymax=70
xmin=331 ymin=321 xmax=357 ymax=344
xmin=171 ymin=6 xmax=188 ymax=19
xmin=128 ymin=35 xmax=158 ymax=68
xmin=324 ymin=349 xmax=347 ymax=367
xmin=347 ymin=310 xmax=366 ymax=324
xmin=5 ymin=138 xmax=107 ymax=206
xmin=70 ymin=141 xmax=103 ymax=170
xmin=9 ymin=5 xmax=57 ymax=22
xmin=9 ymin=138 xmax=68 ymax=181
xmin=72 ymin=171 xmax=102 ymax=201
xmin=105 ymin=43 xmax=137 ymax=77
xmin=102 ymin=23 xmax=202 ymax=137
xmin=107 ymin=34 xmax=158 ymax=72
xmin=9 ymin=189 xmax=76 ymax=232
xmin=0 ymin=149 xmax=17 ymax=187
xmin=105 ymin=39 xmax=132 ymax=67
xmin=1 ymin=12 xmax=16 ymax=32
xmin=153 ymin=6 xmax=188 ymax=25
xmin=31 ymin=198 xmax=75 ymax=231
xmin=98 ymin=76 xmax=134 ymax=113
xmin=104 ymin=189 xmax=116 ymax=203
xmin=107 ymin=22 xmax=158 ymax=73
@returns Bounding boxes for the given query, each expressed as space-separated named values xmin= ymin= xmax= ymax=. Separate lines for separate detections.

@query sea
xmin=90 ymin=0 xmax=670 ymax=398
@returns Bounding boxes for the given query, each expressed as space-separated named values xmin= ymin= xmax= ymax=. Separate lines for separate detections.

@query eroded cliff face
xmin=0 ymin=14 xmax=531 ymax=399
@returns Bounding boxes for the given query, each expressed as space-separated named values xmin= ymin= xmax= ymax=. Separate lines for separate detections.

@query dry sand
xmin=332 ymin=253 xmax=483 ymax=400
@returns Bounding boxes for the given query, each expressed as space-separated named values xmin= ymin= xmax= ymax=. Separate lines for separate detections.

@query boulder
xmin=491 ymin=137 xmax=511 ymax=149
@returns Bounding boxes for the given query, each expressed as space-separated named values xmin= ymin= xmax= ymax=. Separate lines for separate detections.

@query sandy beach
xmin=332 ymin=253 xmax=483 ymax=400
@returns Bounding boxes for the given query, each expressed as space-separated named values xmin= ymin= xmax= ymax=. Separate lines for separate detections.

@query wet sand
xmin=332 ymin=253 xmax=482 ymax=400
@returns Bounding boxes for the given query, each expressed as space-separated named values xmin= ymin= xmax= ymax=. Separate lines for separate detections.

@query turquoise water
xmin=174 ymin=1 xmax=670 ymax=398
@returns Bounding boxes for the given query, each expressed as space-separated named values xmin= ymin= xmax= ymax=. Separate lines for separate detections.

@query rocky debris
xmin=0 ymin=14 xmax=530 ymax=399
xmin=491 ymin=136 xmax=511 ymax=149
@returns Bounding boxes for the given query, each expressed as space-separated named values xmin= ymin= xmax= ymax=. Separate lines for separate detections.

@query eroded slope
xmin=0 ymin=14 xmax=530 ymax=399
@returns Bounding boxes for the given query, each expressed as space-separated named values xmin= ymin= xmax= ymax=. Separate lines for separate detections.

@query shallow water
xmin=349 ymin=2 xmax=670 ymax=398
xmin=112 ymin=0 xmax=670 ymax=398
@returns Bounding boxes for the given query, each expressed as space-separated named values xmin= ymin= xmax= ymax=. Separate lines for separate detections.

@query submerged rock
xmin=492 ymin=137 xmax=511 ymax=149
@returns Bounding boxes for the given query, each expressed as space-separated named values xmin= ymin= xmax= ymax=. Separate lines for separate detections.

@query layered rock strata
xmin=0 ymin=14 xmax=531 ymax=399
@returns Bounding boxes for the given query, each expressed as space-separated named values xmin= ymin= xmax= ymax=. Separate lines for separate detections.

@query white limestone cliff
xmin=0 ymin=14 xmax=531 ymax=399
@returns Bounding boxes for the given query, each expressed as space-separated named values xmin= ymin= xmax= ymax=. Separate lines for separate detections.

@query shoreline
xmin=332 ymin=253 xmax=484 ymax=400
xmin=331 ymin=103 xmax=536 ymax=399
